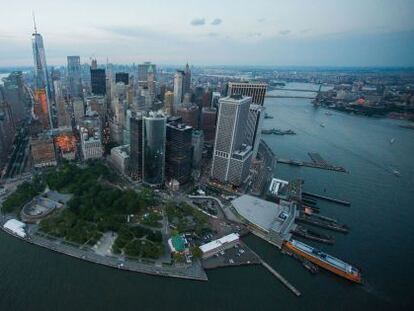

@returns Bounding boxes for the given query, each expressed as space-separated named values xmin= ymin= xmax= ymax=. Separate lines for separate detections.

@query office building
xmin=138 ymin=62 xmax=156 ymax=83
xmin=245 ymin=104 xmax=265 ymax=159
xmin=79 ymin=117 xmax=103 ymax=160
xmin=67 ymin=56 xmax=82 ymax=97
xmin=72 ymin=98 xmax=85 ymax=124
xmin=142 ymin=112 xmax=166 ymax=186
xmin=129 ymin=113 xmax=143 ymax=180
xmin=115 ymin=72 xmax=129 ymax=85
xmin=110 ymin=145 xmax=130 ymax=174
xmin=183 ymin=63 xmax=191 ymax=96
xmin=90 ymin=68 xmax=106 ymax=95
xmin=192 ymin=130 xmax=204 ymax=169
xmin=227 ymin=82 xmax=267 ymax=105
xmin=32 ymin=22 xmax=53 ymax=128
xmin=1 ymin=72 xmax=26 ymax=124
xmin=177 ymin=104 xmax=199 ymax=129
xmin=33 ymin=89 xmax=50 ymax=129
xmin=211 ymin=96 xmax=253 ymax=186
xmin=0 ymin=99 xmax=16 ymax=171
xmin=164 ymin=91 xmax=174 ymax=116
xmin=200 ymin=107 xmax=217 ymax=143
xmin=165 ymin=122 xmax=193 ymax=184
xmin=173 ymin=70 xmax=184 ymax=113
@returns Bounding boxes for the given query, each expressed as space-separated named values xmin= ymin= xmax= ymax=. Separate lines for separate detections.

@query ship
xmin=264 ymin=113 xmax=274 ymax=119
xmin=284 ymin=239 xmax=362 ymax=283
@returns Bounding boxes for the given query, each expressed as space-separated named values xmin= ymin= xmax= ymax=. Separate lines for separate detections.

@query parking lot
xmin=202 ymin=242 xmax=260 ymax=269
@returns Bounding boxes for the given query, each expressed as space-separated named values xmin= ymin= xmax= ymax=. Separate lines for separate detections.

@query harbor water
xmin=1 ymin=83 xmax=413 ymax=310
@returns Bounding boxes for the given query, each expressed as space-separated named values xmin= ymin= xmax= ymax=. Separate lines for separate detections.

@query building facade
xmin=67 ymin=56 xmax=82 ymax=97
xmin=211 ymin=96 xmax=253 ymax=186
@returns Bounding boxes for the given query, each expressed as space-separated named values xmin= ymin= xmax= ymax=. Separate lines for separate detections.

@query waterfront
xmin=1 ymin=83 xmax=414 ymax=310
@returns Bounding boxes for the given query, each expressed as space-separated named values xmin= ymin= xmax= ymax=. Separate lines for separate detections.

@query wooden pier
xmin=261 ymin=260 xmax=301 ymax=297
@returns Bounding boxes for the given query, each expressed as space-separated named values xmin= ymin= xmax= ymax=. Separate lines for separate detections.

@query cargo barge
xmin=284 ymin=239 xmax=362 ymax=283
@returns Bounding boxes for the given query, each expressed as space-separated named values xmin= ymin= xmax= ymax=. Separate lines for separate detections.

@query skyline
xmin=1 ymin=0 xmax=414 ymax=67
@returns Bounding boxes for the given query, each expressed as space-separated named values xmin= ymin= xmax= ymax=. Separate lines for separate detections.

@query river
xmin=1 ymin=83 xmax=413 ymax=310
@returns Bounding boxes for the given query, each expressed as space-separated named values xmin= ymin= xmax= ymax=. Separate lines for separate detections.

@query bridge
xmin=265 ymin=95 xmax=316 ymax=99
xmin=269 ymin=87 xmax=318 ymax=92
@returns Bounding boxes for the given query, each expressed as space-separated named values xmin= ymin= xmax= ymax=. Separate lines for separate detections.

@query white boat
xmin=390 ymin=138 xmax=395 ymax=144
xmin=392 ymin=169 xmax=400 ymax=177
xmin=320 ymin=123 xmax=325 ymax=128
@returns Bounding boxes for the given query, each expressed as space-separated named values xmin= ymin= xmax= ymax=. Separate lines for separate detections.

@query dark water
xmin=1 ymin=84 xmax=414 ymax=310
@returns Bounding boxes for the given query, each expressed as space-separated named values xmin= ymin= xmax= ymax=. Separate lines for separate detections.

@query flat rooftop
xmin=232 ymin=195 xmax=295 ymax=234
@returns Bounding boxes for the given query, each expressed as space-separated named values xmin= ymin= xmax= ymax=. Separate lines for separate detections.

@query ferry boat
xmin=284 ymin=239 xmax=362 ymax=283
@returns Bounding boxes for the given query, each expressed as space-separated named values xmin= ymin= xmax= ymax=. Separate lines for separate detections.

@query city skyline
xmin=0 ymin=0 xmax=414 ymax=67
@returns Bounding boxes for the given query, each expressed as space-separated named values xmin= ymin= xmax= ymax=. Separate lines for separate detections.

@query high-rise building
xmin=67 ymin=56 xmax=82 ymax=97
xmin=164 ymin=91 xmax=174 ymax=116
xmin=227 ymin=82 xmax=267 ymax=105
xmin=227 ymin=82 xmax=267 ymax=159
xmin=192 ymin=130 xmax=204 ymax=169
xmin=245 ymin=104 xmax=265 ymax=159
xmin=142 ymin=113 xmax=166 ymax=186
xmin=72 ymin=98 xmax=85 ymax=125
xmin=200 ymin=107 xmax=217 ymax=143
xmin=115 ymin=72 xmax=129 ymax=85
xmin=177 ymin=104 xmax=199 ymax=129
xmin=129 ymin=112 xmax=143 ymax=180
xmin=1 ymin=72 xmax=26 ymax=124
xmin=32 ymin=20 xmax=53 ymax=128
xmin=138 ymin=62 xmax=156 ymax=83
xmin=165 ymin=121 xmax=193 ymax=184
xmin=183 ymin=63 xmax=191 ymax=96
xmin=211 ymin=95 xmax=253 ymax=186
xmin=147 ymin=65 xmax=156 ymax=101
xmin=0 ymin=97 xmax=16 ymax=172
xmin=173 ymin=70 xmax=184 ymax=113
xmin=34 ymin=89 xmax=50 ymax=129
xmin=90 ymin=68 xmax=106 ymax=95
xmin=79 ymin=116 xmax=103 ymax=160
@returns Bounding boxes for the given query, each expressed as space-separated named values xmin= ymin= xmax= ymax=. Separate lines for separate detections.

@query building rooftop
xmin=232 ymin=195 xmax=295 ymax=234
xmin=199 ymin=233 xmax=240 ymax=253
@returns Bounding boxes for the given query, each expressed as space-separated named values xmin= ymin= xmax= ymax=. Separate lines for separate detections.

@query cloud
xmin=247 ymin=32 xmax=262 ymax=38
xmin=190 ymin=18 xmax=206 ymax=26
xmin=301 ymin=28 xmax=311 ymax=34
xmin=257 ymin=18 xmax=266 ymax=23
xmin=207 ymin=32 xmax=219 ymax=37
xmin=211 ymin=18 xmax=222 ymax=26
xmin=279 ymin=30 xmax=291 ymax=35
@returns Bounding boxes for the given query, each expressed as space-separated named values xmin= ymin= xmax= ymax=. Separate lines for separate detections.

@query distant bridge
xmin=269 ymin=87 xmax=318 ymax=92
xmin=265 ymin=95 xmax=316 ymax=99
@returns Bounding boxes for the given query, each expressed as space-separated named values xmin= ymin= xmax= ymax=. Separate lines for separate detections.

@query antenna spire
xmin=32 ymin=11 xmax=37 ymax=33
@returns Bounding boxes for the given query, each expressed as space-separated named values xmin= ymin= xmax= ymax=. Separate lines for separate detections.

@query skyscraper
xmin=115 ymin=72 xmax=129 ymax=85
xmin=129 ymin=112 xmax=143 ymax=180
xmin=67 ymin=56 xmax=82 ymax=98
xmin=0 ymin=94 xmax=16 ymax=172
xmin=32 ymin=18 xmax=53 ymax=128
xmin=164 ymin=91 xmax=174 ymax=116
xmin=142 ymin=113 xmax=166 ymax=186
xmin=245 ymin=104 xmax=265 ymax=159
xmin=173 ymin=70 xmax=184 ymax=113
xmin=227 ymin=82 xmax=267 ymax=105
xmin=138 ymin=62 xmax=156 ymax=83
xmin=211 ymin=95 xmax=253 ymax=186
xmin=227 ymin=82 xmax=267 ymax=159
xmin=183 ymin=63 xmax=191 ymax=96
xmin=1 ymin=72 xmax=26 ymax=124
xmin=165 ymin=121 xmax=193 ymax=184
xmin=90 ymin=68 xmax=106 ymax=96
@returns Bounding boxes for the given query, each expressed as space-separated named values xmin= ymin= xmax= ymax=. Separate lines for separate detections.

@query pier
xmin=303 ymin=192 xmax=351 ymax=206
xmin=261 ymin=260 xmax=301 ymax=297
xmin=265 ymin=95 xmax=316 ymax=99
xmin=276 ymin=158 xmax=347 ymax=173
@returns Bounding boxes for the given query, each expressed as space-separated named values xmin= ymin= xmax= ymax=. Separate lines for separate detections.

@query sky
xmin=0 ymin=0 xmax=414 ymax=67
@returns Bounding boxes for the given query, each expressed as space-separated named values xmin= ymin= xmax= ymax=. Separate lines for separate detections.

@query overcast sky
xmin=0 ymin=0 xmax=413 ymax=67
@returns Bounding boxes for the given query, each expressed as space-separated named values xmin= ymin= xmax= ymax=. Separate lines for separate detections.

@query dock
xmin=276 ymin=153 xmax=347 ymax=173
xmin=303 ymin=192 xmax=351 ymax=206
xmin=261 ymin=260 xmax=301 ymax=297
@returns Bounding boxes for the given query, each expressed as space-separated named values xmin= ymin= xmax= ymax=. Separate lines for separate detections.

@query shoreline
xmin=0 ymin=226 xmax=208 ymax=282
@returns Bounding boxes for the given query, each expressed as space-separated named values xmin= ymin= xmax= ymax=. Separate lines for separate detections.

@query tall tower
xmin=67 ymin=56 xmax=82 ymax=98
xmin=211 ymin=95 xmax=253 ymax=186
xmin=173 ymin=70 xmax=184 ymax=114
xmin=32 ymin=15 xmax=53 ymax=128
xmin=142 ymin=112 xmax=166 ymax=187
xmin=183 ymin=63 xmax=191 ymax=96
